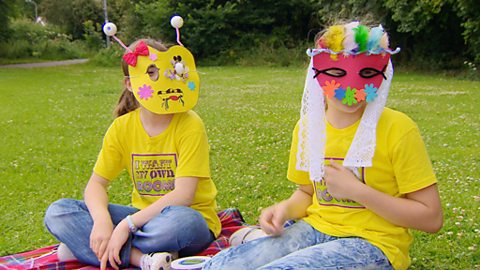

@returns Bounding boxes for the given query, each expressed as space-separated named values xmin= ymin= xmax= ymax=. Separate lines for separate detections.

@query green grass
xmin=0 ymin=64 xmax=479 ymax=269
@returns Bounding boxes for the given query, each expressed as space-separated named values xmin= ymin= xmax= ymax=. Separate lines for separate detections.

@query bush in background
xmin=89 ymin=45 xmax=123 ymax=67
xmin=0 ymin=19 xmax=89 ymax=61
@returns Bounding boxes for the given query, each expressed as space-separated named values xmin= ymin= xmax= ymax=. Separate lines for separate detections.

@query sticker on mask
xmin=128 ymin=45 xmax=200 ymax=114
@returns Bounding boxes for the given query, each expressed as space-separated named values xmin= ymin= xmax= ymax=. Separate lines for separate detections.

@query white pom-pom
xmin=170 ymin=16 xmax=184 ymax=29
xmin=174 ymin=62 xmax=185 ymax=75
xmin=103 ymin=22 xmax=117 ymax=36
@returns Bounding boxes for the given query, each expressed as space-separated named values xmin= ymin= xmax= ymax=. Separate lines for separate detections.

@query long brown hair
xmin=114 ymin=39 xmax=169 ymax=117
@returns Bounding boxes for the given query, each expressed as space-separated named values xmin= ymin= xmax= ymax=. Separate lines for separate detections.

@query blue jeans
xmin=44 ymin=198 xmax=214 ymax=268
xmin=204 ymin=220 xmax=392 ymax=270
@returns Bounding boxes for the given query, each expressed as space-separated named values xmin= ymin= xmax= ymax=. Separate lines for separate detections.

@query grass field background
xmin=0 ymin=63 xmax=479 ymax=269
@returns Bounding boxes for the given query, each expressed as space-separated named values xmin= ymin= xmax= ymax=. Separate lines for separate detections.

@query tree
xmin=0 ymin=0 xmax=18 ymax=41
xmin=131 ymin=0 xmax=315 ymax=60
xmin=40 ymin=0 xmax=102 ymax=39
xmin=454 ymin=0 xmax=480 ymax=64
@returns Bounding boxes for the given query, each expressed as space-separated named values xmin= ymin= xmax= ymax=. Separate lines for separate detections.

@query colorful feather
xmin=343 ymin=21 xmax=359 ymax=53
xmin=379 ymin=32 xmax=390 ymax=50
xmin=368 ymin=25 xmax=384 ymax=53
xmin=353 ymin=25 xmax=369 ymax=53
xmin=316 ymin=37 xmax=327 ymax=49
xmin=324 ymin=25 xmax=345 ymax=60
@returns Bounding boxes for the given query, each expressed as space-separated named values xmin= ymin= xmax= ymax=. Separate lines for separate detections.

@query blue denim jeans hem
xmin=44 ymin=198 xmax=214 ymax=268
xmin=203 ymin=220 xmax=393 ymax=270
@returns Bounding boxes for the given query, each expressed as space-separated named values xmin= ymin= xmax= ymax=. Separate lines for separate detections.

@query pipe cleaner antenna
xmin=170 ymin=15 xmax=184 ymax=46
xmin=102 ymin=22 xmax=132 ymax=52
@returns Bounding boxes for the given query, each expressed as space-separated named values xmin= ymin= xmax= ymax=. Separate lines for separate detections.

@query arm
xmin=101 ymin=176 xmax=198 ymax=269
xmin=125 ymin=176 xmax=198 ymax=228
xmin=325 ymin=162 xmax=443 ymax=233
xmin=84 ymin=173 xmax=114 ymax=260
xmin=259 ymin=184 xmax=313 ymax=235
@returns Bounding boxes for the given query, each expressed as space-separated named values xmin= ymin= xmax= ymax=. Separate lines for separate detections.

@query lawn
xmin=0 ymin=63 xmax=479 ymax=269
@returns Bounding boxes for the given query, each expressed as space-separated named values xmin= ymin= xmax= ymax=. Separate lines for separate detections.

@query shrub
xmin=89 ymin=46 xmax=123 ymax=67
xmin=0 ymin=18 xmax=89 ymax=61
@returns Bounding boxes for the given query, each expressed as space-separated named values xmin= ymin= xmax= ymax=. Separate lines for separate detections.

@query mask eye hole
xmin=359 ymin=65 xmax=387 ymax=79
xmin=146 ymin=64 xmax=160 ymax=81
xmin=312 ymin=67 xmax=346 ymax=78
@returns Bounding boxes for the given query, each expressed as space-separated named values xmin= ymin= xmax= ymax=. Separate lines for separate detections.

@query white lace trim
xmin=297 ymin=59 xmax=326 ymax=182
xmin=343 ymin=61 xmax=393 ymax=168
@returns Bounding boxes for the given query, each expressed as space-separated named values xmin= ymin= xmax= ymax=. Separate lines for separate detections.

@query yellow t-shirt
xmin=94 ymin=109 xmax=221 ymax=237
xmin=287 ymin=107 xmax=437 ymax=270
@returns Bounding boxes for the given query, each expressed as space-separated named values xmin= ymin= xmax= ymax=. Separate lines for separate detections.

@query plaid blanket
xmin=0 ymin=208 xmax=246 ymax=270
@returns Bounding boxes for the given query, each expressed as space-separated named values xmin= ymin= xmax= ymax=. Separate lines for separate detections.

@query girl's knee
xmin=45 ymin=199 xmax=73 ymax=220
xmin=44 ymin=199 xmax=84 ymax=232
xmin=134 ymin=206 xmax=209 ymax=253
xmin=159 ymin=206 xmax=206 ymax=229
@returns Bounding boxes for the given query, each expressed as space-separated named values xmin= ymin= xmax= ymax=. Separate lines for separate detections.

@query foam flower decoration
xmin=322 ymin=80 xmax=340 ymax=99
xmin=364 ymin=83 xmax=378 ymax=102
xmin=334 ymin=88 xmax=346 ymax=100
xmin=343 ymin=87 xmax=358 ymax=106
xmin=188 ymin=81 xmax=196 ymax=90
xmin=138 ymin=84 xmax=154 ymax=100
xmin=149 ymin=53 xmax=158 ymax=61
xmin=355 ymin=88 xmax=366 ymax=102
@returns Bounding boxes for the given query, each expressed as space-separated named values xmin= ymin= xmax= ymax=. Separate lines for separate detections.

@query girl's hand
xmin=100 ymin=220 xmax=129 ymax=270
xmin=324 ymin=161 xmax=363 ymax=201
xmin=259 ymin=203 xmax=289 ymax=236
xmin=90 ymin=219 xmax=114 ymax=261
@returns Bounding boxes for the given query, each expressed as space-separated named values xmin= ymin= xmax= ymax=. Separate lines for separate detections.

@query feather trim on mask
xmin=343 ymin=21 xmax=359 ymax=53
xmin=324 ymin=25 xmax=345 ymax=60
xmin=354 ymin=25 xmax=369 ymax=53
xmin=380 ymin=33 xmax=390 ymax=50
xmin=368 ymin=25 xmax=384 ymax=53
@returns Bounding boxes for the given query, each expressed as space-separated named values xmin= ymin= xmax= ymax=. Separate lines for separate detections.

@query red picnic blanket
xmin=0 ymin=208 xmax=246 ymax=270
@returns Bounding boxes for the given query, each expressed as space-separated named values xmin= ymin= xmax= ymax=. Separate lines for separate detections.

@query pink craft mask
xmin=312 ymin=53 xmax=390 ymax=105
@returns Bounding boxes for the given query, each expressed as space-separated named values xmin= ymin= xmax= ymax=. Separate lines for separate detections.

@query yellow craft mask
xmin=127 ymin=42 xmax=200 ymax=114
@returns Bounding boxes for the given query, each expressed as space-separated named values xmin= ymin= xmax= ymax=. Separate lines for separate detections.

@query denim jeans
xmin=204 ymin=220 xmax=392 ymax=270
xmin=44 ymin=198 xmax=214 ymax=268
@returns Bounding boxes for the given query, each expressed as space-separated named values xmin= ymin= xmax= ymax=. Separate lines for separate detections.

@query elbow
xmin=182 ymin=197 xmax=194 ymax=206
xmin=424 ymin=210 xmax=444 ymax=233
xmin=179 ymin=193 xmax=195 ymax=206
xmin=430 ymin=216 xmax=444 ymax=234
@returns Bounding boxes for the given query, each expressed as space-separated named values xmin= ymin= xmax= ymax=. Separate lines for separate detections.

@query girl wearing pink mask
xmin=204 ymin=22 xmax=443 ymax=270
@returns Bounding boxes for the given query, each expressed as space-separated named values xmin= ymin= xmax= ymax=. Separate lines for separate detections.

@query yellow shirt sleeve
xmin=93 ymin=120 xmax=125 ymax=181
xmin=391 ymin=124 xmax=437 ymax=194
xmin=287 ymin=121 xmax=311 ymax=185
xmin=175 ymin=115 xmax=211 ymax=179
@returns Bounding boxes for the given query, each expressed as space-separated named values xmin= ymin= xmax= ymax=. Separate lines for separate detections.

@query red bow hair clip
xmin=123 ymin=41 xmax=149 ymax=67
